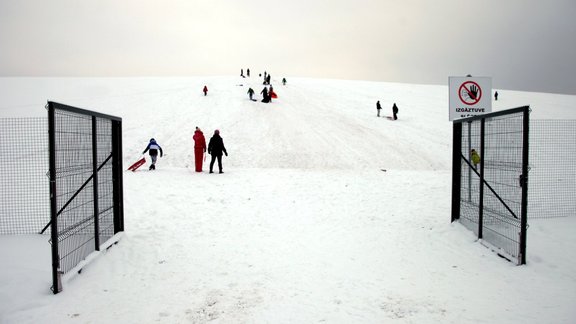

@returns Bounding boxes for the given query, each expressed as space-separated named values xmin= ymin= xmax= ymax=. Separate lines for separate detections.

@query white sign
xmin=449 ymin=76 xmax=492 ymax=121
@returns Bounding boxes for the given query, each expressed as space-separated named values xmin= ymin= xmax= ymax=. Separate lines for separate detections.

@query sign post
xmin=449 ymin=77 xmax=492 ymax=121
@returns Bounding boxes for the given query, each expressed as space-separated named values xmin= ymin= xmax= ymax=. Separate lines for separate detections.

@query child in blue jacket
xmin=142 ymin=138 xmax=163 ymax=170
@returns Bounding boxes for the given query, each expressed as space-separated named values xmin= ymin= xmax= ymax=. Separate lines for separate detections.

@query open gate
xmin=451 ymin=106 xmax=529 ymax=265
xmin=45 ymin=102 xmax=124 ymax=293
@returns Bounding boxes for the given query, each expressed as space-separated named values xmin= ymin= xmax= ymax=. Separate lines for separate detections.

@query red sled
xmin=127 ymin=157 xmax=146 ymax=171
xmin=270 ymin=91 xmax=278 ymax=99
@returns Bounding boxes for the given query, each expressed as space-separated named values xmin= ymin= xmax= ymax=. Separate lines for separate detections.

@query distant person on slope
xmin=261 ymin=87 xmax=270 ymax=103
xmin=247 ymin=87 xmax=255 ymax=100
xmin=376 ymin=100 xmax=382 ymax=117
xmin=282 ymin=77 xmax=287 ymax=85
xmin=142 ymin=138 xmax=163 ymax=170
xmin=392 ymin=103 xmax=399 ymax=120
xmin=203 ymin=85 xmax=208 ymax=96
xmin=208 ymin=129 xmax=228 ymax=174
xmin=494 ymin=91 xmax=499 ymax=101
xmin=193 ymin=127 xmax=207 ymax=172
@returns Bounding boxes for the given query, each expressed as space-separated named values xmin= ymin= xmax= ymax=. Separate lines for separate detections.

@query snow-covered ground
xmin=0 ymin=76 xmax=575 ymax=324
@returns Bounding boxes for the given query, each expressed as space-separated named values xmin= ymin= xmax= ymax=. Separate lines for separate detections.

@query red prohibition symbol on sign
xmin=458 ymin=81 xmax=482 ymax=105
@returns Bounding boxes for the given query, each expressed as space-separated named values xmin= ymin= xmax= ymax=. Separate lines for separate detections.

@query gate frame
xmin=47 ymin=101 xmax=124 ymax=293
xmin=451 ymin=106 xmax=529 ymax=265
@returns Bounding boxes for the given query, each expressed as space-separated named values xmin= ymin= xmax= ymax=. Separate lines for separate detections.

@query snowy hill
xmin=0 ymin=76 xmax=575 ymax=324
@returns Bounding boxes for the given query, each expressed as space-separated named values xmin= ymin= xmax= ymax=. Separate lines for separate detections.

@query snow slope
xmin=0 ymin=76 xmax=575 ymax=324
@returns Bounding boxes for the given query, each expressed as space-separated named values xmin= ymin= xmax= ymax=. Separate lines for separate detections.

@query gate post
xmin=112 ymin=120 xmax=124 ymax=233
xmin=478 ymin=118 xmax=485 ymax=239
xmin=47 ymin=102 xmax=61 ymax=294
xmin=451 ymin=123 xmax=462 ymax=222
xmin=519 ymin=106 xmax=530 ymax=264
xmin=92 ymin=116 xmax=100 ymax=251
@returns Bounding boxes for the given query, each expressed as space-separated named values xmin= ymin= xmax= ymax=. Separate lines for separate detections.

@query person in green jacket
xmin=471 ymin=149 xmax=481 ymax=169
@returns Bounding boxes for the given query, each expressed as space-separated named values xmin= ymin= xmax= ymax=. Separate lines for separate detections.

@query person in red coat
xmin=193 ymin=127 xmax=207 ymax=172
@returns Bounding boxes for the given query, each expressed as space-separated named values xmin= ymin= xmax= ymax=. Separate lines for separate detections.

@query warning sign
xmin=449 ymin=77 xmax=492 ymax=121
xmin=459 ymin=81 xmax=482 ymax=105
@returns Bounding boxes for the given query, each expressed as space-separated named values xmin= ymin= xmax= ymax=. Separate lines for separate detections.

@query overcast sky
xmin=1 ymin=0 xmax=575 ymax=94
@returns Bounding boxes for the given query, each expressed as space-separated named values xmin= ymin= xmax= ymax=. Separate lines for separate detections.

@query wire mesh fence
xmin=47 ymin=102 xmax=124 ymax=293
xmin=529 ymin=120 xmax=576 ymax=219
xmin=96 ymin=117 xmax=116 ymax=244
xmin=481 ymin=112 xmax=526 ymax=261
xmin=0 ymin=117 xmax=50 ymax=235
xmin=454 ymin=108 xmax=576 ymax=264
xmin=458 ymin=120 xmax=481 ymax=237
xmin=1 ymin=103 xmax=123 ymax=294
xmin=453 ymin=107 xmax=529 ymax=264
xmin=51 ymin=108 xmax=98 ymax=274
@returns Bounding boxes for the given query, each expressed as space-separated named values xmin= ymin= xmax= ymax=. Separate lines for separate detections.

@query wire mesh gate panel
xmin=451 ymin=106 xmax=529 ymax=265
xmin=47 ymin=102 xmax=124 ymax=293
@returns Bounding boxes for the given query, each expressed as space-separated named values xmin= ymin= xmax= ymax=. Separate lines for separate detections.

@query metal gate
xmin=45 ymin=102 xmax=124 ymax=293
xmin=451 ymin=106 xmax=529 ymax=265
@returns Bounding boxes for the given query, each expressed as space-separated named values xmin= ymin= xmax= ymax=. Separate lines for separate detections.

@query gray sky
xmin=1 ymin=0 xmax=575 ymax=94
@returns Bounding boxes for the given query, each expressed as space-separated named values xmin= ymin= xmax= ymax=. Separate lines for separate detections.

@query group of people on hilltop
xmin=240 ymin=68 xmax=250 ymax=78
xmin=376 ymin=101 xmax=399 ymax=120
xmin=262 ymin=71 xmax=271 ymax=85
xmin=141 ymin=127 xmax=227 ymax=173
xmin=260 ymin=85 xmax=278 ymax=103
xmin=204 ymin=69 xmax=287 ymax=103
xmin=244 ymin=70 xmax=285 ymax=103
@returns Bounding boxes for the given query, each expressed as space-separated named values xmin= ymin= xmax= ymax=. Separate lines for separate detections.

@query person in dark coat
xmin=376 ymin=100 xmax=382 ymax=117
xmin=193 ymin=127 xmax=206 ymax=172
xmin=247 ymin=87 xmax=255 ymax=100
xmin=208 ymin=129 xmax=228 ymax=173
xmin=203 ymin=85 xmax=208 ymax=96
xmin=392 ymin=103 xmax=399 ymax=120
xmin=494 ymin=91 xmax=499 ymax=101
xmin=142 ymin=138 xmax=163 ymax=170
xmin=247 ymin=68 xmax=250 ymax=77
xmin=261 ymin=87 xmax=270 ymax=103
